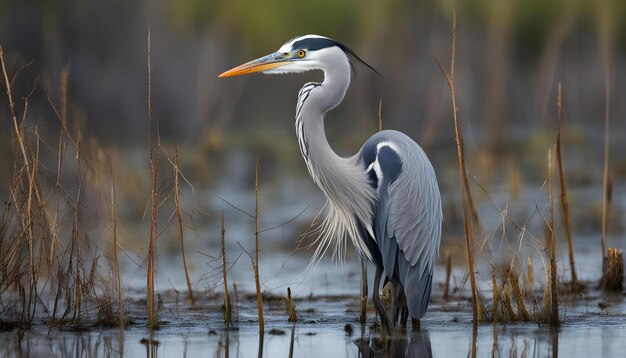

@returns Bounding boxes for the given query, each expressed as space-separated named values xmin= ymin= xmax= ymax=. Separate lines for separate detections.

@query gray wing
xmin=360 ymin=130 xmax=442 ymax=319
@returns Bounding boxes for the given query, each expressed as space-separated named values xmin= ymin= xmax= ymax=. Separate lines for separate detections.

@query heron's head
xmin=218 ymin=34 xmax=378 ymax=78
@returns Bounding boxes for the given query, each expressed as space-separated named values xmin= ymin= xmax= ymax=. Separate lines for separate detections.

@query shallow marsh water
xmin=1 ymin=251 xmax=625 ymax=358
xmin=2 ymin=149 xmax=625 ymax=357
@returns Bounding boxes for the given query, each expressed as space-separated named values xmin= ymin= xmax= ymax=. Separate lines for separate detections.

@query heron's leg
xmin=359 ymin=256 xmax=368 ymax=325
xmin=412 ymin=317 xmax=420 ymax=332
xmin=401 ymin=307 xmax=409 ymax=328
xmin=391 ymin=283 xmax=401 ymax=325
xmin=392 ymin=284 xmax=408 ymax=328
xmin=373 ymin=266 xmax=392 ymax=335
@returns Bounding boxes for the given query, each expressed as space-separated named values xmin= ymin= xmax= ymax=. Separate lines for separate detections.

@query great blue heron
xmin=219 ymin=35 xmax=442 ymax=332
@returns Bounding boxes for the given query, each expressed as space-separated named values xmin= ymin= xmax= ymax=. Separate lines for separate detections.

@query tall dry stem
xmin=378 ymin=98 xmax=383 ymax=132
xmin=174 ymin=146 xmax=194 ymax=303
xmin=50 ymin=68 xmax=69 ymax=265
xmin=359 ymin=257 xmax=368 ymax=324
xmin=70 ymin=130 xmax=83 ymax=323
xmin=435 ymin=9 xmax=482 ymax=324
xmin=221 ymin=212 xmax=232 ymax=324
xmin=491 ymin=272 xmax=499 ymax=323
xmin=555 ymin=82 xmax=577 ymax=284
xmin=146 ymin=17 xmax=159 ymax=330
xmin=253 ymin=157 xmax=264 ymax=333
xmin=547 ymin=149 xmax=559 ymax=327
xmin=598 ymin=4 xmax=612 ymax=280
xmin=109 ymin=153 xmax=125 ymax=352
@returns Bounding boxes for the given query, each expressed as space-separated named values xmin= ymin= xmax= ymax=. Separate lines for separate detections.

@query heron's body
xmin=219 ymin=34 xmax=442 ymax=330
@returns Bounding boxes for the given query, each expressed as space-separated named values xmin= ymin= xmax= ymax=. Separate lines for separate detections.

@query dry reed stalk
xmin=225 ymin=332 xmax=231 ymax=358
xmin=555 ymin=82 xmax=577 ymax=284
xmin=1 ymin=48 xmax=35 ymax=322
xmin=378 ymin=98 xmax=383 ymax=132
xmin=359 ymin=258 xmax=367 ymax=324
xmin=174 ymin=146 xmax=194 ymax=303
xmin=253 ymin=157 xmax=264 ymax=333
xmin=470 ymin=323 xmax=477 ymax=358
xmin=526 ymin=256 xmax=534 ymax=291
xmin=146 ymin=17 xmax=159 ymax=330
xmin=598 ymin=9 xmax=613 ymax=283
xmin=547 ymin=149 xmax=559 ymax=327
xmin=508 ymin=166 xmax=521 ymax=200
xmin=232 ymin=283 xmax=239 ymax=320
xmin=483 ymin=0 xmax=512 ymax=154
xmin=286 ymin=287 xmax=297 ymax=322
xmin=491 ymin=273 xmax=498 ymax=323
xmin=501 ymin=281 xmax=516 ymax=321
xmin=508 ymin=270 xmax=530 ymax=321
xmin=603 ymin=248 xmax=623 ymax=291
xmin=24 ymin=126 xmax=40 ymax=324
xmin=109 ymin=154 xmax=124 ymax=332
xmin=257 ymin=332 xmax=265 ymax=358
xmin=2 ymin=47 xmax=52 ymax=251
xmin=50 ymin=93 xmax=67 ymax=324
xmin=435 ymin=10 xmax=482 ymax=324
xmin=50 ymin=70 xmax=69 ymax=266
xmin=221 ymin=212 xmax=232 ymax=324
xmin=0 ymin=46 xmax=30 ymax=172
xmin=288 ymin=327 xmax=295 ymax=358
xmin=443 ymin=252 xmax=452 ymax=300
xmin=491 ymin=273 xmax=499 ymax=356
xmin=70 ymin=130 xmax=83 ymax=324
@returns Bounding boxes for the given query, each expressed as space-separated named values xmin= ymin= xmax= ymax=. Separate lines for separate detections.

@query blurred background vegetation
xmin=0 ymin=0 xmax=625 ymax=249
xmin=1 ymin=0 xmax=624 ymax=145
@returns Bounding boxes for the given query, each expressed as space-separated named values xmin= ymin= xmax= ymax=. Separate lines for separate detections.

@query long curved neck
xmin=294 ymin=59 xmax=375 ymax=259
xmin=296 ymin=60 xmax=353 ymax=191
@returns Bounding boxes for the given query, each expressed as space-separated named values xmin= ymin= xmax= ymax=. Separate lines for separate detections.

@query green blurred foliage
xmin=168 ymin=0 xmax=367 ymax=51
xmin=166 ymin=0 xmax=625 ymax=53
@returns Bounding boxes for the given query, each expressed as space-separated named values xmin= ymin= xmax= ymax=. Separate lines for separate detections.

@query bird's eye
xmin=283 ymin=52 xmax=289 ymax=58
xmin=297 ymin=50 xmax=306 ymax=58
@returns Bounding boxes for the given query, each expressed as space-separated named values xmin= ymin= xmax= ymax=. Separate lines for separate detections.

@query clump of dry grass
xmin=286 ymin=287 xmax=297 ymax=323
xmin=508 ymin=269 xmax=530 ymax=321
xmin=602 ymin=248 xmax=623 ymax=291
xmin=0 ymin=48 xmax=120 ymax=330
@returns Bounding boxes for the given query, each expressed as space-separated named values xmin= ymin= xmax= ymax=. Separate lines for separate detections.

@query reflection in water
xmin=288 ymin=326 xmax=295 ymax=358
xmin=258 ymin=332 xmax=264 ymax=358
xmin=225 ymin=332 xmax=229 ymax=358
xmin=355 ymin=331 xmax=433 ymax=358
xmin=470 ymin=324 xmax=477 ymax=358
xmin=140 ymin=336 xmax=159 ymax=358
xmin=550 ymin=328 xmax=559 ymax=358
xmin=3 ymin=319 xmax=626 ymax=357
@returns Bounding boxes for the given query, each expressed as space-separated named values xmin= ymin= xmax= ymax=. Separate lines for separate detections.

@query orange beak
xmin=218 ymin=52 xmax=289 ymax=78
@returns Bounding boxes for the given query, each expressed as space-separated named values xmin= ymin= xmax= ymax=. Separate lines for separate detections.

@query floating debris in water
xmin=268 ymin=328 xmax=286 ymax=335
xmin=344 ymin=323 xmax=354 ymax=336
